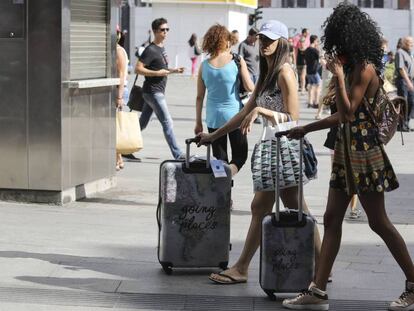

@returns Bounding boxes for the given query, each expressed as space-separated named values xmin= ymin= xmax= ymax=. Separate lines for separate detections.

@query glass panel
xmin=297 ymin=0 xmax=307 ymax=7
xmin=282 ymin=0 xmax=295 ymax=7
xmin=373 ymin=0 xmax=384 ymax=7
xmin=358 ymin=0 xmax=371 ymax=7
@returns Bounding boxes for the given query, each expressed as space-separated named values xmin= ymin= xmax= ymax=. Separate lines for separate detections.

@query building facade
xmin=259 ymin=0 xmax=410 ymax=8
xmin=127 ymin=0 xmax=257 ymax=72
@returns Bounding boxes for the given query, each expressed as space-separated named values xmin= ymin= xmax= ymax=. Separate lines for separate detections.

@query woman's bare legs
xmin=116 ymin=153 xmax=124 ymax=170
xmin=314 ymin=189 xmax=414 ymax=291
xmin=301 ymin=68 xmax=307 ymax=93
xmin=209 ymin=186 xmax=322 ymax=282
xmin=358 ymin=192 xmax=414 ymax=282
xmin=313 ymin=188 xmax=351 ymax=290
xmin=209 ymin=191 xmax=274 ymax=282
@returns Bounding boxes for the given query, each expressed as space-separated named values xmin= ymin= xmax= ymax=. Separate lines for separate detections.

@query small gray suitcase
xmin=157 ymin=138 xmax=232 ymax=274
xmin=260 ymin=134 xmax=316 ymax=300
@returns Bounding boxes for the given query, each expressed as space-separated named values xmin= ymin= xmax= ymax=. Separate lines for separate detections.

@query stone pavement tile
xmin=0 ymin=303 xmax=114 ymax=311
xmin=327 ymin=287 xmax=401 ymax=301
xmin=332 ymin=260 xmax=351 ymax=270
xmin=335 ymin=254 xmax=384 ymax=265
xmin=347 ymin=262 xmax=402 ymax=274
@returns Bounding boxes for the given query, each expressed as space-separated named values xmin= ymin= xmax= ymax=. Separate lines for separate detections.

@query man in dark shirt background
xmin=135 ymin=18 xmax=185 ymax=160
xmin=304 ymin=35 xmax=322 ymax=111
xmin=238 ymin=27 xmax=260 ymax=84
xmin=395 ymin=36 xmax=414 ymax=131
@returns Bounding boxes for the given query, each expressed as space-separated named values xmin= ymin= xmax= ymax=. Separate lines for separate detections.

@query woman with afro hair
xmin=283 ymin=4 xmax=414 ymax=310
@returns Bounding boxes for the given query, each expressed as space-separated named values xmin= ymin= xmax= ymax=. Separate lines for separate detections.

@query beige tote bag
xmin=116 ymin=111 xmax=143 ymax=154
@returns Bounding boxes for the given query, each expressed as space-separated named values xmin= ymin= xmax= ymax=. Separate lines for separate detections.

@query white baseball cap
xmin=258 ymin=20 xmax=289 ymax=40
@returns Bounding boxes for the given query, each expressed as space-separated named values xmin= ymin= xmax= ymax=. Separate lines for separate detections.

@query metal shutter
xmin=70 ymin=0 xmax=108 ymax=80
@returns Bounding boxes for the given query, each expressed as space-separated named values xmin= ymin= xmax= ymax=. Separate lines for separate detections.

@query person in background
xmin=238 ymin=27 xmax=260 ymax=84
xmin=194 ymin=24 xmax=254 ymax=177
xmin=395 ymin=36 xmax=414 ymax=132
xmin=115 ymin=27 xmax=129 ymax=170
xmin=384 ymin=51 xmax=395 ymax=86
xmin=238 ymin=27 xmax=262 ymax=124
xmin=188 ymin=33 xmax=202 ymax=78
xmin=305 ymin=35 xmax=323 ymax=113
xmin=231 ymin=29 xmax=240 ymax=54
xmin=397 ymin=37 xmax=403 ymax=50
xmin=288 ymin=37 xmax=296 ymax=67
xmin=134 ymin=18 xmax=185 ymax=160
xmin=296 ymin=36 xmax=307 ymax=93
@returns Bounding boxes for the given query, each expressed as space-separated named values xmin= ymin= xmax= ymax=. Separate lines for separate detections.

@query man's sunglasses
xmin=159 ymin=28 xmax=170 ymax=33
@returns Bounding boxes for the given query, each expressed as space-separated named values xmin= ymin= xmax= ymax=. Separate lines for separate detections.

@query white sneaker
xmin=282 ymin=286 xmax=329 ymax=310
xmin=348 ymin=209 xmax=362 ymax=220
xmin=389 ymin=281 xmax=414 ymax=310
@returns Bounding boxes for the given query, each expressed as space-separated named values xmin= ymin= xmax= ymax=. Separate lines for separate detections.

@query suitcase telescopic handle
xmin=185 ymin=137 xmax=211 ymax=169
xmin=275 ymin=134 xmax=304 ymax=223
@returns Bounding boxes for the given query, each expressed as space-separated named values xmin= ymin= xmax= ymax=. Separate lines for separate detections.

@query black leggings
xmin=208 ymin=127 xmax=248 ymax=171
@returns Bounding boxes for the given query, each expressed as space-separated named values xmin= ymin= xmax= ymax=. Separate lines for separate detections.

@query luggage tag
xmin=210 ymin=159 xmax=227 ymax=178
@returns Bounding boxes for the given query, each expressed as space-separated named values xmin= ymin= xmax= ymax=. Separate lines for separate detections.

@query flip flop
xmin=209 ymin=272 xmax=247 ymax=285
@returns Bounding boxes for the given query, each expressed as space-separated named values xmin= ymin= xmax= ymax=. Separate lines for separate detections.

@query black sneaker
xmin=122 ymin=154 xmax=142 ymax=162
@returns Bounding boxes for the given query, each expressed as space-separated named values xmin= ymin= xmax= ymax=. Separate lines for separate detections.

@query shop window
xmin=70 ymin=0 xmax=108 ymax=80
xmin=282 ymin=0 xmax=295 ymax=7
xmin=373 ymin=0 xmax=384 ymax=7
xmin=282 ymin=0 xmax=307 ymax=7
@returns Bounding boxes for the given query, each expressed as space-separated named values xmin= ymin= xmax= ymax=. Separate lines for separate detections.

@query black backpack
xmin=232 ymin=53 xmax=248 ymax=99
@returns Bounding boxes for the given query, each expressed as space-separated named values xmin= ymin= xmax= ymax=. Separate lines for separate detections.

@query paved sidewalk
xmin=0 ymin=76 xmax=413 ymax=310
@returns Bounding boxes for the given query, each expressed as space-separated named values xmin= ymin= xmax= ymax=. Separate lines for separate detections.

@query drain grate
xmin=0 ymin=287 xmax=390 ymax=310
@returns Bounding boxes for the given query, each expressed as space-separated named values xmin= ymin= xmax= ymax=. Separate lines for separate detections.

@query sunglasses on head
xmin=159 ymin=28 xmax=170 ymax=32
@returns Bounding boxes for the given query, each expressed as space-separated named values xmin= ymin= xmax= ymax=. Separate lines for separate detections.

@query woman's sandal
xmin=209 ymin=272 xmax=247 ymax=285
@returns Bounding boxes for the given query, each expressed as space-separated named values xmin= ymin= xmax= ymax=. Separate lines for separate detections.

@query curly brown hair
xmin=202 ymin=24 xmax=234 ymax=57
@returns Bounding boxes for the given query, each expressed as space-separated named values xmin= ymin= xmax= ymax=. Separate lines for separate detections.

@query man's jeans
xmin=140 ymin=92 xmax=182 ymax=159
xmin=396 ymin=78 xmax=414 ymax=126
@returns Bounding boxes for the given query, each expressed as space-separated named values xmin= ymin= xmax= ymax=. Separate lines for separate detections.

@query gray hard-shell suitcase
xmin=260 ymin=133 xmax=316 ymax=300
xmin=157 ymin=138 xmax=232 ymax=274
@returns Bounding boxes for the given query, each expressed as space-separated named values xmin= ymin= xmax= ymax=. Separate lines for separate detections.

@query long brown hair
xmin=254 ymin=38 xmax=290 ymax=97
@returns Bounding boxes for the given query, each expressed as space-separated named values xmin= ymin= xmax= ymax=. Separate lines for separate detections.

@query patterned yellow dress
xmin=330 ymin=95 xmax=399 ymax=195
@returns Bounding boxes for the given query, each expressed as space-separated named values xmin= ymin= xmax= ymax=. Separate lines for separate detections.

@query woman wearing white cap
xmin=198 ymin=20 xmax=322 ymax=285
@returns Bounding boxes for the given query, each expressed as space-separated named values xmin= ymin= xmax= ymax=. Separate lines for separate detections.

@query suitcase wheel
xmin=219 ymin=261 xmax=228 ymax=270
xmin=264 ymin=290 xmax=276 ymax=301
xmin=161 ymin=263 xmax=173 ymax=275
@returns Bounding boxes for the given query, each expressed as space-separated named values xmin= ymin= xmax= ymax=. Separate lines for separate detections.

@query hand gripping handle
xmin=185 ymin=137 xmax=211 ymax=169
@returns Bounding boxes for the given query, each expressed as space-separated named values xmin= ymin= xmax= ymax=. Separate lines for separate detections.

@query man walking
xmin=238 ymin=27 xmax=260 ymax=84
xmin=304 ymin=35 xmax=322 ymax=111
xmin=395 ymin=36 xmax=414 ymax=131
xmin=132 ymin=18 xmax=184 ymax=160
xmin=238 ymin=27 xmax=260 ymax=123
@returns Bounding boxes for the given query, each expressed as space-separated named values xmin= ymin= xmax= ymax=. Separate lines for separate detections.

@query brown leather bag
xmin=363 ymin=79 xmax=407 ymax=145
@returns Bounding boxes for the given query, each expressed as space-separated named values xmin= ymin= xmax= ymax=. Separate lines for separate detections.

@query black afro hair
xmin=321 ymin=3 xmax=384 ymax=73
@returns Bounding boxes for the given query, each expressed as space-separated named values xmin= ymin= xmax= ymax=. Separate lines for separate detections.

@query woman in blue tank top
xmin=194 ymin=24 xmax=254 ymax=176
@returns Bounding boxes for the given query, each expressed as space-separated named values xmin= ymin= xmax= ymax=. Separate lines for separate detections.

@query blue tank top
xmin=202 ymin=59 xmax=242 ymax=129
